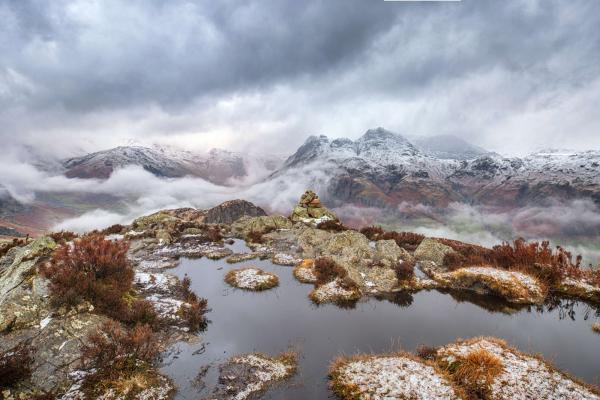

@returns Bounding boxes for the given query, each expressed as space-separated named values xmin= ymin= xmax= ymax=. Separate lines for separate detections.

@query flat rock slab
xmin=330 ymin=353 xmax=462 ymax=400
xmin=437 ymin=337 xmax=600 ymax=400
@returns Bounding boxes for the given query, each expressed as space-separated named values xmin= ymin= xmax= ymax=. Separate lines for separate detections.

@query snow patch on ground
xmin=332 ymin=355 xmax=460 ymax=400
xmin=272 ymin=253 xmax=302 ymax=266
xmin=225 ymin=268 xmax=279 ymax=291
xmin=226 ymin=354 xmax=295 ymax=400
xmin=310 ymin=279 xmax=360 ymax=304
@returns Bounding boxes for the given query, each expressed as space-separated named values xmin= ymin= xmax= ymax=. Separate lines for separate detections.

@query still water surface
xmin=161 ymin=240 xmax=600 ymax=399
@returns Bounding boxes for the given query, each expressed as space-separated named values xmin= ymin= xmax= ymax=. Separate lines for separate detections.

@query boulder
xmin=374 ymin=239 xmax=413 ymax=267
xmin=204 ymin=199 xmax=267 ymax=224
xmin=414 ymin=238 xmax=455 ymax=266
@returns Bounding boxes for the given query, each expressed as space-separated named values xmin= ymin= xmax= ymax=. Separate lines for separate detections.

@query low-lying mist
xmin=2 ymin=158 xmax=599 ymax=266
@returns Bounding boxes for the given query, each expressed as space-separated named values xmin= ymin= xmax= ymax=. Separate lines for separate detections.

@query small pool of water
xmin=161 ymin=240 xmax=600 ymax=399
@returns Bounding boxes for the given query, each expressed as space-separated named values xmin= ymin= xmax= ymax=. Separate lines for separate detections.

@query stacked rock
xmin=290 ymin=190 xmax=338 ymax=223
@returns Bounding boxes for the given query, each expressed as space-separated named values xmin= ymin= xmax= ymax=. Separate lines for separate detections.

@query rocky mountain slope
xmin=273 ymin=128 xmax=600 ymax=208
xmin=63 ymin=145 xmax=284 ymax=185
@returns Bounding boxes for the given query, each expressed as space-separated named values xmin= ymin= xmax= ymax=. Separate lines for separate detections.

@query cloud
xmin=1 ymin=1 xmax=600 ymax=156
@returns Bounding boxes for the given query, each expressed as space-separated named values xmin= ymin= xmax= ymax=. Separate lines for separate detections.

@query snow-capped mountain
xmin=63 ymin=145 xmax=284 ymax=185
xmin=272 ymin=128 xmax=600 ymax=208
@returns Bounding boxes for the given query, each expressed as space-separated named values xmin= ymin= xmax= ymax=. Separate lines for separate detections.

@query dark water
xmin=161 ymin=240 xmax=600 ymax=399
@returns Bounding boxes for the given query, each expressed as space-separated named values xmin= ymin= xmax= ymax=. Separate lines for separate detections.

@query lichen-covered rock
xmin=231 ymin=215 xmax=293 ymax=236
xmin=211 ymin=352 xmax=297 ymax=400
xmin=373 ymin=239 xmax=413 ymax=267
xmin=330 ymin=353 xmax=462 ymax=400
xmin=224 ymin=267 xmax=279 ymax=291
xmin=429 ymin=266 xmax=546 ymax=304
xmin=204 ymin=199 xmax=267 ymax=224
xmin=155 ymin=229 xmax=172 ymax=245
xmin=132 ymin=211 xmax=179 ymax=230
xmin=437 ymin=337 xmax=600 ymax=400
xmin=297 ymin=227 xmax=334 ymax=257
xmin=0 ymin=236 xmax=57 ymax=332
xmin=414 ymin=238 xmax=455 ymax=266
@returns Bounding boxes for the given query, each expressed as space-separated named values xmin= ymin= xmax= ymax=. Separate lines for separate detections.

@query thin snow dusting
xmin=39 ymin=315 xmax=52 ymax=329
xmin=228 ymin=354 xmax=294 ymax=400
xmin=272 ymin=253 xmax=302 ymax=266
xmin=439 ymin=339 xmax=600 ymax=400
xmin=227 ymin=267 xmax=278 ymax=290
xmin=333 ymin=355 xmax=460 ymax=400
xmin=310 ymin=279 xmax=360 ymax=303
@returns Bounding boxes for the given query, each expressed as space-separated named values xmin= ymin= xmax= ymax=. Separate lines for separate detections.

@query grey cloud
xmin=1 ymin=0 xmax=600 ymax=156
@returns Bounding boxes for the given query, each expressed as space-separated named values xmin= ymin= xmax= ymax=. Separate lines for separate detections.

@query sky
xmin=1 ymin=0 xmax=600 ymax=158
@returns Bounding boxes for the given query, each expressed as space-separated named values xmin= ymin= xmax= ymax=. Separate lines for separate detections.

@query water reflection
xmin=160 ymin=240 xmax=600 ymax=399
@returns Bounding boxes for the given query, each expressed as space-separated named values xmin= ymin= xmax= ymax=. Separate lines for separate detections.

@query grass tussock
xmin=176 ymin=275 xmax=208 ymax=332
xmin=100 ymin=224 xmax=126 ymax=235
xmin=314 ymin=257 xmax=348 ymax=286
xmin=447 ymin=348 xmax=504 ymax=399
xmin=0 ymin=343 xmax=33 ymax=389
xmin=393 ymin=259 xmax=416 ymax=282
xmin=359 ymin=226 xmax=425 ymax=251
xmin=416 ymin=344 xmax=439 ymax=361
xmin=49 ymin=230 xmax=78 ymax=244
xmin=592 ymin=322 xmax=600 ymax=334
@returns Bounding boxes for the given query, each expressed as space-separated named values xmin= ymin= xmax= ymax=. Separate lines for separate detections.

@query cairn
xmin=290 ymin=190 xmax=338 ymax=223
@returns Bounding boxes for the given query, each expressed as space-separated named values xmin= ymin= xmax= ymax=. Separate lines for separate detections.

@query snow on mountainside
xmin=274 ymin=128 xmax=600 ymax=208
xmin=412 ymin=134 xmax=490 ymax=160
xmin=63 ymin=145 xmax=284 ymax=185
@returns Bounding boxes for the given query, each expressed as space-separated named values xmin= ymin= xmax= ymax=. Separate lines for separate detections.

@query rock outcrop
xmin=204 ymin=199 xmax=267 ymax=224
xmin=231 ymin=215 xmax=293 ymax=236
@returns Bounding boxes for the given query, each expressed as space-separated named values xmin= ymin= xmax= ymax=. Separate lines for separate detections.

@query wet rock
xmin=231 ymin=215 xmax=292 ymax=237
xmin=555 ymin=277 xmax=600 ymax=304
xmin=224 ymin=267 xmax=279 ymax=291
xmin=293 ymin=259 xmax=317 ymax=284
xmin=309 ymin=279 xmax=361 ymax=305
xmin=437 ymin=337 xmax=600 ymax=400
xmin=414 ymin=238 xmax=455 ymax=266
xmin=226 ymin=252 xmax=259 ymax=264
xmin=204 ymin=199 xmax=267 ymax=224
xmin=210 ymin=352 xmax=297 ymax=400
xmin=428 ymin=266 xmax=546 ymax=304
xmin=271 ymin=253 xmax=302 ymax=266
xmin=289 ymin=190 xmax=337 ymax=225
xmin=330 ymin=353 xmax=462 ymax=400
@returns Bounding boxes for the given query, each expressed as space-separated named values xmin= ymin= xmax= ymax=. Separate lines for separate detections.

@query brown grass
xmin=416 ymin=344 xmax=438 ymax=361
xmin=592 ymin=322 xmax=600 ymax=334
xmin=49 ymin=230 xmax=78 ymax=244
xmin=359 ymin=226 xmax=425 ymax=251
xmin=449 ymin=348 xmax=503 ymax=398
xmin=442 ymin=238 xmax=583 ymax=288
xmin=314 ymin=257 xmax=348 ymax=286
xmin=175 ymin=275 xmax=208 ymax=332
xmin=393 ymin=259 xmax=416 ymax=282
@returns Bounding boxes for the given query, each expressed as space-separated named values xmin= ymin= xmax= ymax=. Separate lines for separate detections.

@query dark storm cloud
xmin=1 ymin=0 xmax=600 ymax=155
